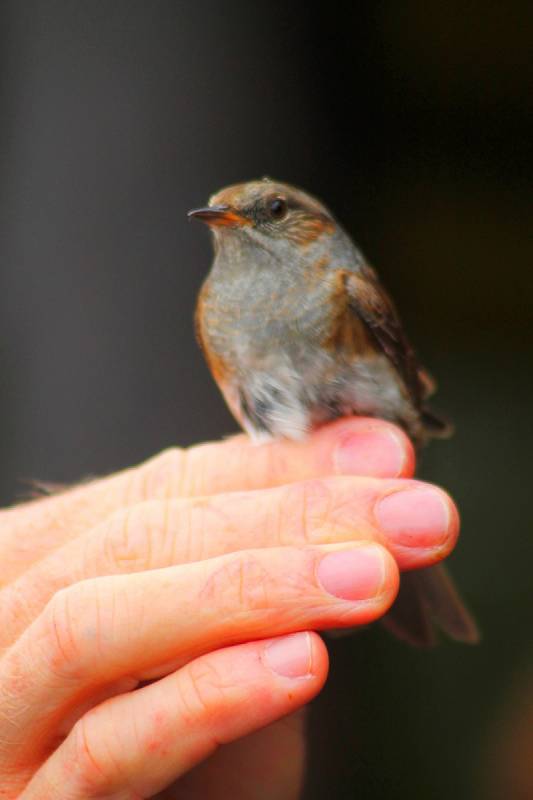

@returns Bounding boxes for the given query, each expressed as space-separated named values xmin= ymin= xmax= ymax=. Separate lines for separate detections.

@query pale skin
xmin=0 ymin=417 xmax=460 ymax=799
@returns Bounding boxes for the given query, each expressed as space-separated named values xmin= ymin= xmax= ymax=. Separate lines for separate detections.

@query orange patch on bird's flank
xmin=322 ymin=270 xmax=373 ymax=355
xmin=194 ymin=285 xmax=209 ymax=350
xmin=205 ymin=346 xmax=231 ymax=383
xmin=195 ymin=286 xmax=232 ymax=384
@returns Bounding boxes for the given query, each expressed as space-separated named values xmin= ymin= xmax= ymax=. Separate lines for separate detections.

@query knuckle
xmin=224 ymin=437 xmax=287 ymax=492
xmin=182 ymin=443 xmax=213 ymax=495
xmin=278 ymin=479 xmax=334 ymax=544
xmin=40 ymin=578 xmax=112 ymax=682
xmin=181 ymin=439 xmax=246 ymax=496
xmin=41 ymin=586 xmax=86 ymax=680
xmin=174 ymin=437 xmax=257 ymax=496
xmin=234 ymin=438 xmax=277 ymax=491
xmin=199 ymin=554 xmax=274 ymax=613
xmin=142 ymin=446 xmax=188 ymax=499
xmin=178 ymin=656 xmax=229 ymax=728
xmin=101 ymin=501 xmax=168 ymax=574
xmin=69 ymin=713 xmax=123 ymax=796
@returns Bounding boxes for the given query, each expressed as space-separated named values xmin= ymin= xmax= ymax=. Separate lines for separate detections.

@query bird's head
xmin=188 ymin=178 xmax=337 ymax=255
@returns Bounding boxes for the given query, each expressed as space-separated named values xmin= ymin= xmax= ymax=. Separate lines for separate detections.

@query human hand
xmin=0 ymin=417 xmax=458 ymax=798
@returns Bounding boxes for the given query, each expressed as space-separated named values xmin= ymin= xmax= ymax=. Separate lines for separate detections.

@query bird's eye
xmin=268 ymin=197 xmax=288 ymax=221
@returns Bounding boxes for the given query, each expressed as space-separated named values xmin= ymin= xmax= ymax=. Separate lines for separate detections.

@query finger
xmin=0 ymin=417 xmax=414 ymax=583
xmin=145 ymin=416 xmax=415 ymax=496
xmin=0 ymin=542 xmax=397 ymax=765
xmin=21 ymin=633 xmax=326 ymax=800
xmin=1 ymin=477 xmax=457 ymax=645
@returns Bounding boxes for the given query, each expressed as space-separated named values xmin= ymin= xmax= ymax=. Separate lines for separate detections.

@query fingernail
xmin=334 ymin=429 xmax=406 ymax=477
xmin=375 ymin=487 xmax=451 ymax=548
xmin=264 ymin=632 xmax=312 ymax=678
xmin=317 ymin=546 xmax=385 ymax=601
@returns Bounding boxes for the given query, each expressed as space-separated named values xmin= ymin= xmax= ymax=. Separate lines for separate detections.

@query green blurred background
xmin=1 ymin=2 xmax=531 ymax=797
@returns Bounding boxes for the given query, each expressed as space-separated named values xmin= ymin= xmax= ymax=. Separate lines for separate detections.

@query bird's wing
xmin=342 ymin=265 xmax=426 ymax=407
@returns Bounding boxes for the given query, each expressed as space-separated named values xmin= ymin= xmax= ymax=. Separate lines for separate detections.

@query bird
xmin=189 ymin=178 xmax=479 ymax=647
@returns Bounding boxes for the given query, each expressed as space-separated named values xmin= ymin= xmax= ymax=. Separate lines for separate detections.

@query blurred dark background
xmin=1 ymin=2 xmax=532 ymax=798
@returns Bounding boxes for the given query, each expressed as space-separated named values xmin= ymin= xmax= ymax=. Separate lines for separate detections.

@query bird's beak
xmin=187 ymin=205 xmax=249 ymax=228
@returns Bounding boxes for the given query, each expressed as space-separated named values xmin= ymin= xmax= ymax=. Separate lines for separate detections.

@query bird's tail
xmin=381 ymin=563 xmax=480 ymax=647
xmin=420 ymin=408 xmax=454 ymax=439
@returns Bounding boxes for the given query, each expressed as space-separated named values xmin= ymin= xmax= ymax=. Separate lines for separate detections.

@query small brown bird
xmin=189 ymin=178 xmax=479 ymax=646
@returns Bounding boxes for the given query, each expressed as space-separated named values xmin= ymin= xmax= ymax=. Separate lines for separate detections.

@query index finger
xmin=0 ymin=417 xmax=414 ymax=583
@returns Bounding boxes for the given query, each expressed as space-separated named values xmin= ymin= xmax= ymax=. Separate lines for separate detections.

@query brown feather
xmin=382 ymin=565 xmax=480 ymax=646
xmin=344 ymin=266 xmax=426 ymax=408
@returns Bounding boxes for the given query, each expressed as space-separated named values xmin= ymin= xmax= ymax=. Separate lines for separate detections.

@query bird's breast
xmin=198 ymin=264 xmax=335 ymax=370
